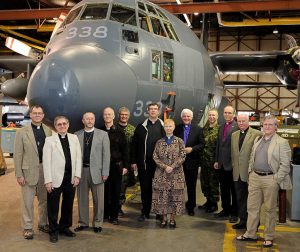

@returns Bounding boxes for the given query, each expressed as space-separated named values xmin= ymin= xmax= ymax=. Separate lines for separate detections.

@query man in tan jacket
xmin=231 ymin=114 xmax=262 ymax=229
xmin=14 ymin=105 xmax=52 ymax=239
xmin=237 ymin=115 xmax=292 ymax=248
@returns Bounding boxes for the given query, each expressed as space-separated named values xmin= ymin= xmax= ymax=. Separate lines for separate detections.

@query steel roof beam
xmin=0 ymin=1 xmax=300 ymax=20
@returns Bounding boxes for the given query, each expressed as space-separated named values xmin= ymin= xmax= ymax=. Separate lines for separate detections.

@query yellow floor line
xmin=224 ymin=223 xmax=300 ymax=252
xmin=223 ymin=223 xmax=237 ymax=252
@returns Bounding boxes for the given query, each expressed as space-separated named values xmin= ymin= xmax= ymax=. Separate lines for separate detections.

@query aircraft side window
xmin=146 ymin=4 xmax=158 ymax=16
xmin=150 ymin=17 xmax=167 ymax=37
xmin=163 ymin=52 xmax=174 ymax=83
xmin=152 ymin=50 xmax=161 ymax=81
xmin=138 ymin=2 xmax=146 ymax=11
xmin=138 ymin=11 xmax=150 ymax=32
xmin=110 ymin=5 xmax=137 ymax=26
xmin=64 ymin=6 xmax=83 ymax=26
xmin=122 ymin=30 xmax=139 ymax=43
xmin=80 ymin=3 xmax=109 ymax=20
xmin=164 ymin=22 xmax=179 ymax=41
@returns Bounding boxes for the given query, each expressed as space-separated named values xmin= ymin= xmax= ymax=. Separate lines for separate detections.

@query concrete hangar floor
xmin=1 ymin=156 xmax=300 ymax=252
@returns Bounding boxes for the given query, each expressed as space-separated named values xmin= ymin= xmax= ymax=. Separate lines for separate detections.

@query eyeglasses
xmin=263 ymin=123 xmax=276 ymax=127
xmin=31 ymin=112 xmax=44 ymax=116
xmin=56 ymin=122 xmax=68 ymax=127
xmin=119 ymin=114 xmax=129 ymax=116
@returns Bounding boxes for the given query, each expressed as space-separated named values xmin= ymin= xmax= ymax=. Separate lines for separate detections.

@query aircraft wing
xmin=210 ymin=50 xmax=299 ymax=88
xmin=0 ymin=55 xmax=37 ymax=73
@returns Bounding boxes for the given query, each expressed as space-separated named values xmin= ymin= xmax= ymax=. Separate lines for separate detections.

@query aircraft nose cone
xmin=27 ymin=45 xmax=138 ymax=131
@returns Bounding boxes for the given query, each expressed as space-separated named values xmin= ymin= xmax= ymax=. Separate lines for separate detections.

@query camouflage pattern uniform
xmin=200 ymin=124 xmax=220 ymax=205
xmin=117 ymin=123 xmax=136 ymax=206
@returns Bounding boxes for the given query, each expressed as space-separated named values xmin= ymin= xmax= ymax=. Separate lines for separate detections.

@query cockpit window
xmin=146 ymin=5 xmax=158 ymax=16
xmin=80 ymin=3 xmax=109 ymax=20
xmin=138 ymin=11 xmax=150 ymax=32
xmin=156 ymin=9 xmax=168 ymax=21
xmin=163 ymin=52 xmax=174 ymax=82
xmin=138 ymin=2 xmax=146 ymax=12
xmin=64 ymin=6 xmax=83 ymax=25
xmin=150 ymin=17 xmax=167 ymax=37
xmin=110 ymin=4 xmax=137 ymax=26
xmin=163 ymin=22 xmax=179 ymax=41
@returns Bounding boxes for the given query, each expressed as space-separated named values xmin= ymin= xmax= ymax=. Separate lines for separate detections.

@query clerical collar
xmin=226 ymin=120 xmax=234 ymax=125
xmin=148 ymin=119 xmax=158 ymax=124
xmin=84 ymin=127 xmax=94 ymax=133
xmin=58 ymin=133 xmax=67 ymax=139
xmin=240 ymin=127 xmax=249 ymax=134
xmin=31 ymin=123 xmax=42 ymax=130
xmin=118 ymin=122 xmax=127 ymax=127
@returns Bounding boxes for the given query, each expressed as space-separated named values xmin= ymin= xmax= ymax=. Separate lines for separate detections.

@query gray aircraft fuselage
xmin=27 ymin=0 xmax=222 ymax=132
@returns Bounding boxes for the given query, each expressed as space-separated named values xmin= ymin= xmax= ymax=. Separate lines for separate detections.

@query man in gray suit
xmin=14 ymin=105 xmax=52 ymax=239
xmin=74 ymin=112 xmax=110 ymax=233
xmin=214 ymin=105 xmax=238 ymax=222
xmin=237 ymin=115 xmax=291 ymax=248
xmin=231 ymin=114 xmax=262 ymax=229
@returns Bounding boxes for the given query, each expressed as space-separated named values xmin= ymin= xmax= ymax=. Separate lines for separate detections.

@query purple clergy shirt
xmin=223 ymin=120 xmax=234 ymax=141
xmin=183 ymin=124 xmax=191 ymax=145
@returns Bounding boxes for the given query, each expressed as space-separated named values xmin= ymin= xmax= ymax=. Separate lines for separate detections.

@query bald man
xmin=101 ymin=107 xmax=128 ymax=225
xmin=231 ymin=114 xmax=262 ymax=229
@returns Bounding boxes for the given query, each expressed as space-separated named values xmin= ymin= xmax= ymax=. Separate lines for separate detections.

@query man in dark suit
xmin=174 ymin=108 xmax=204 ymax=216
xmin=214 ymin=105 xmax=238 ymax=222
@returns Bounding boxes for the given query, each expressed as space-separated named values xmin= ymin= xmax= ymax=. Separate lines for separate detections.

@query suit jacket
xmin=43 ymin=133 xmax=82 ymax=188
xmin=75 ymin=128 xmax=110 ymax=184
xmin=215 ymin=120 xmax=238 ymax=171
xmin=249 ymin=133 xmax=292 ymax=190
xmin=14 ymin=124 xmax=52 ymax=186
xmin=231 ymin=127 xmax=263 ymax=182
xmin=174 ymin=124 xmax=204 ymax=162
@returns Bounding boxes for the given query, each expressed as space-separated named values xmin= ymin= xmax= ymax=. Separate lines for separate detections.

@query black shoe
xmin=214 ymin=210 xmax=230 ymax=219
xmin=59 ymin=228 xmax=76 ymax=237
xmin=188 ymin=210 xmax=195 ymax=216
xmin=169 ymin=220 xmax=176 ymax=229
xmin=232 ymin=223 xmax=246 ymax=229
xmin=198 ymin=201 xmax=210 ymax=210
xmin=111 ymin=219 xmax=119 ymax=225
xmin=38 ymin=224 xmax=49 ymax=233
xmin=206 ymin=204 xmax=218 ymax=213
xmin=49 ymin=233 xmax=58 ymax=243
xmin=74 ymin=226 xmax=88 ymax=232
xmin=160 ymin=220 xmax=167 ymax=228
xmin=138 ymin=214 xmax=145 ymax=222
xmin=229 ymin=216 xmax=239 ymax=223
xmin=118 ymin=209 xmax=125 ymax=217
xmin=93 ymin=227 xmax=102 ymax=233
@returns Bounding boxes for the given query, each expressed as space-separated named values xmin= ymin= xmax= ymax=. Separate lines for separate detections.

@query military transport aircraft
xmin=2 ymin=0 xmax=222 ymax=131
xmin=1 ymin=0 xmax=299 ymax=131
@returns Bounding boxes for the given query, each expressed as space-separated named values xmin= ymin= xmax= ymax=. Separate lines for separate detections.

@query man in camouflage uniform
xmin=199 ymin=109 xmax=220 ymax=213
xmin=117 ymin=107 xmax=136 ymax=216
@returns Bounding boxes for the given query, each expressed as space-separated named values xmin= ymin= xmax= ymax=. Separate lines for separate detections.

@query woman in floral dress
xmin=152 ymin=119 xmax=186 ymax=228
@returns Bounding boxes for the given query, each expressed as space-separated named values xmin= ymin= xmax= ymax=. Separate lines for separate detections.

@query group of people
xmin=14 ymin=103 xmax=292 ymax=248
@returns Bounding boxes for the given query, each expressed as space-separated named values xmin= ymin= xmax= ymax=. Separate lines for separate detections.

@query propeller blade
xmin=5 ymin=37 xmax=41 ymax=61
xmin=51 ymin=12 xmax=67 ymax=39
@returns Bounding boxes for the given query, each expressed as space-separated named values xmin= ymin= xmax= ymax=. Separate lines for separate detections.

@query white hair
xmin=181 ymin=109 xmax=193 ymax=118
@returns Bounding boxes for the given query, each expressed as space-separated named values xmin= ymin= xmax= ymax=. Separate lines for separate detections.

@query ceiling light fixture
xmin=273 ymin=28 xmax=279 ymax=34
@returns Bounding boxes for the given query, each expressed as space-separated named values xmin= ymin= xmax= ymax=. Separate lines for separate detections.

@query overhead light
xmin=273 ymin=28 xmax=279 ymax=34
xmin=175 ymin=0 xmax=191 ymax=27
xmin=194 ymin=12 xmax=199 ymax=16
